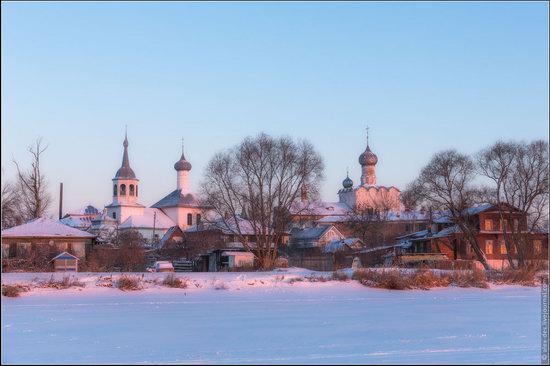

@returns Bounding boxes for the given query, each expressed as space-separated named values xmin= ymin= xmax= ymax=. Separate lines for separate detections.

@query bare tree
xmin=1 ymin=170 xmax=24 ymax=229
xmin=406 ymin=150 xmax=491 ymax=270
xmin=476 ymin=141 xmax=520 ymax=268
xmin=201 ymin=133 xmax=324 ymax=269
xmin=117 ymin=230 xmax=147 ymax=271
xmin=344 ymin=190 xmax=396 ymax=246
xmin=12 ymin=138 xmax=52 ymax=220
xmin=478 ymin=140 xmax=549 ymax=268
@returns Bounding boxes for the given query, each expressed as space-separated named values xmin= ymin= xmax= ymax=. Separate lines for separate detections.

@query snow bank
xmin=1 ymin=270 xmax=541 ymax=364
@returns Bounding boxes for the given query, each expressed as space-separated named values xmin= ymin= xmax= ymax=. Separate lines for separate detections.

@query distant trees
xmin=202 ymin=133 xmax=324 ymax=269
xmin=12 ymin=138 xmax=52 ymax=221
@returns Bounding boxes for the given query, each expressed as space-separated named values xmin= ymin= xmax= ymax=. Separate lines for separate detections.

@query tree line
xmin=2 ymin=134 xmax=547 ymax=271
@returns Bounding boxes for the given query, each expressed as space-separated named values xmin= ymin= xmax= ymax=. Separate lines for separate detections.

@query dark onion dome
xmin=174 ymin=152 xmax=192 ymax=171
xmin=358 ymin=145 xmax=378 ymax=166
xmin=115 ymin=135 xmax=137 ymax=179
xmin=342 ymin=174 xmax=353 ymax=189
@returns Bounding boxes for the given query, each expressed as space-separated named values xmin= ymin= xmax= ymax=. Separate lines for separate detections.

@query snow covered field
xmin=1 ymin=269 xmax=543 ymax=364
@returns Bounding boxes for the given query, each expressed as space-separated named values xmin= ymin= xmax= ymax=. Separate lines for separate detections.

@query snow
xmin=1 ymin=217 xmax=95 ymax=238
xmin=1 ymin=270 xmax=542 ymax=364
xmin=119 ymin=208 xmax=175 ymax=230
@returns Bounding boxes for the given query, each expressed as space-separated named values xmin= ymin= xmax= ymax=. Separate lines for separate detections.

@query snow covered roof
xmin=64 ymin=205 xmax=100 ymax=217
xmin=395 ymin=229 xmax=430 ymax=241
xmin=119 ymin=208 xmax=175 ymax=230
xmin=357 ymin=244 xmax=398 ymax=253
xmin=221 ymin=251 xmax=255 ymax=257
xmin=157 ymin=226 xmax=184 ymax=249
xmin=187 ymin=216 xmax=265 ymax=236
xmin=212 ymin=216 xmax=265 ymax=236
xmin=323 ymin=238 xmax=364 ymax=253
xmin=433 ymin=225 xmax=461 ymax=238
xmin=290 ymin=201 xmax=351 ymax=216
xmin=386 ymin=210 xmax=430 ymax=221
xmin=316 ymin=215 xmax=348 ymax=224
xmin=290 ymin=226 xmax=333 ymax=240
xmin=60 ymin=216 xmax=93 ymax=229
xmin=1 ymin=217 xmax=95 ymax=238
xmin=91 ymin=212 xmax=117 ymax=224
xmin=152 ymin=189 xmax=209 ymax=209
xmin=463 ymin=203 xmax=494 ymax=216
xmin=50 ymin=251 xmax=80 ymax=261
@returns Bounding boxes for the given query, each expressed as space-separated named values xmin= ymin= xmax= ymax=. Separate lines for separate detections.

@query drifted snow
xmin=1 ymin=269 xmax=542 ymax=364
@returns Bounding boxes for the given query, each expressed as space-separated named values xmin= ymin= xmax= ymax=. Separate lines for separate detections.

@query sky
xmin=1 ymin=1 xmax=548 ymax=215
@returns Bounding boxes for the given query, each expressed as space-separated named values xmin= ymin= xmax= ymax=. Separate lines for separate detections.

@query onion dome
xmin=342 ymin=172 xmax=353 ymax=189
xmin=358 ymin=145 xmax=378 ymax=166
xmin=174 ymin=151 xmax=192 ymax=171
xmin=115 ymin=134 xmax=137 ymax=179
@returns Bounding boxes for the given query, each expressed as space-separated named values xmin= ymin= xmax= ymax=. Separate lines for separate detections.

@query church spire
xmin=114 ymin=128 xmax=136 ymax=179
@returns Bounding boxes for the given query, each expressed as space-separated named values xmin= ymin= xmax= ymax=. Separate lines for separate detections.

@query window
xmin=500 ymin=219 xmax=508 ymax=232
xmin=500 ymin=241 xmax=507 ymax=254
xmin=113 ymin=185 xmax=117 ymax=196
xmin=187 ymin=213 xmax=192 ymax=226
xmin=9 ymin=243 xmax=16 ymax=258
xmin=196 ymin=214 xmax=201 ymax=225
xmin=484 ymin=219 xmax=493 ymax=231
xmin=513 ymin=219 xmax=519 ymax=231
xmin=112 ymin=212 xmax=117 ymax=219
xmin=135 ymin=185 xmax=138 ymax=196
xmin=534 ymin=240 xmax=542 ymax=255
xmin=129 ymin=184 xmax=135 ymax=196
xmin=485 ymin=240 xmax=493 ymax=255
xmin=120 ymin=184 xmax=126 ymax=196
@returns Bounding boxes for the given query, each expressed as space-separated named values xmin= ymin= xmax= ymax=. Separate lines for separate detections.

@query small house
xmin=2 ymin=217 xmax=95 ymax=260
xmin=50 ymin=251 xmax=80 ymax=272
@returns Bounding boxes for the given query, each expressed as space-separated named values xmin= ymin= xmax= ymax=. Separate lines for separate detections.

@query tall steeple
xmin=115 ymin=127 xmax=136 ymax=179
xmin=107 ymin=129 xmax=141 ymax=223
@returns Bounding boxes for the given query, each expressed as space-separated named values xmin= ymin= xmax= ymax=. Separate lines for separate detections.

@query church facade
xmin=290 ymin=134 xmax=428 ymax=244
xmin=336 ymin=139 xmax=401 ymax=212
xmin=104 ymin=133 xmax=211 ymax=243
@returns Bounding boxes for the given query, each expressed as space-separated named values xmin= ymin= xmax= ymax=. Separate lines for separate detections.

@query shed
xmin=50 ymin=251 xmax=79 ymax=272
xmin=221 ymin=251 xmax=255 ymax=268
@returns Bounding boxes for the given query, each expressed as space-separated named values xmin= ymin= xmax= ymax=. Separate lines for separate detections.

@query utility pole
xmin=152 ymin=210 xmax=157 ymax=247
xmin=58 ymin=183 xmax=63 ymax=219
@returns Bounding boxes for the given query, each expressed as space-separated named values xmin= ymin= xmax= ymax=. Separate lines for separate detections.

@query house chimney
xmin=59 ymin=182 xmax=63 ymax=219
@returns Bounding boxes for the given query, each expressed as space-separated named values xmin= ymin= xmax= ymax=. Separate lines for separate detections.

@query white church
xmin=99 ymin=133 xmax=210 ymax=242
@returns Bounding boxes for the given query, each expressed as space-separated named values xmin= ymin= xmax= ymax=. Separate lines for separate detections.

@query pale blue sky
xmin=2 ymin=2 xmax=548 ymax=215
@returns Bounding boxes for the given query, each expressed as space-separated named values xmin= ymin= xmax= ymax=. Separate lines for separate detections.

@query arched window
xmin=120 ymin=184 xmax=126 ymax=196
xmin=112 ymin=212 xmax=117 ymax=219
xmin=113 ymin=185 xmax=117 ymax=196
xmin=187 ymin=213 xmax=193 ymax=226
xmin=135 ymin=185 xmax=138 ymax=196
xmin=129 ymin=184 xmax=135 ymax=196
xmin=196 ymin=214 xmax=201 ymax=225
